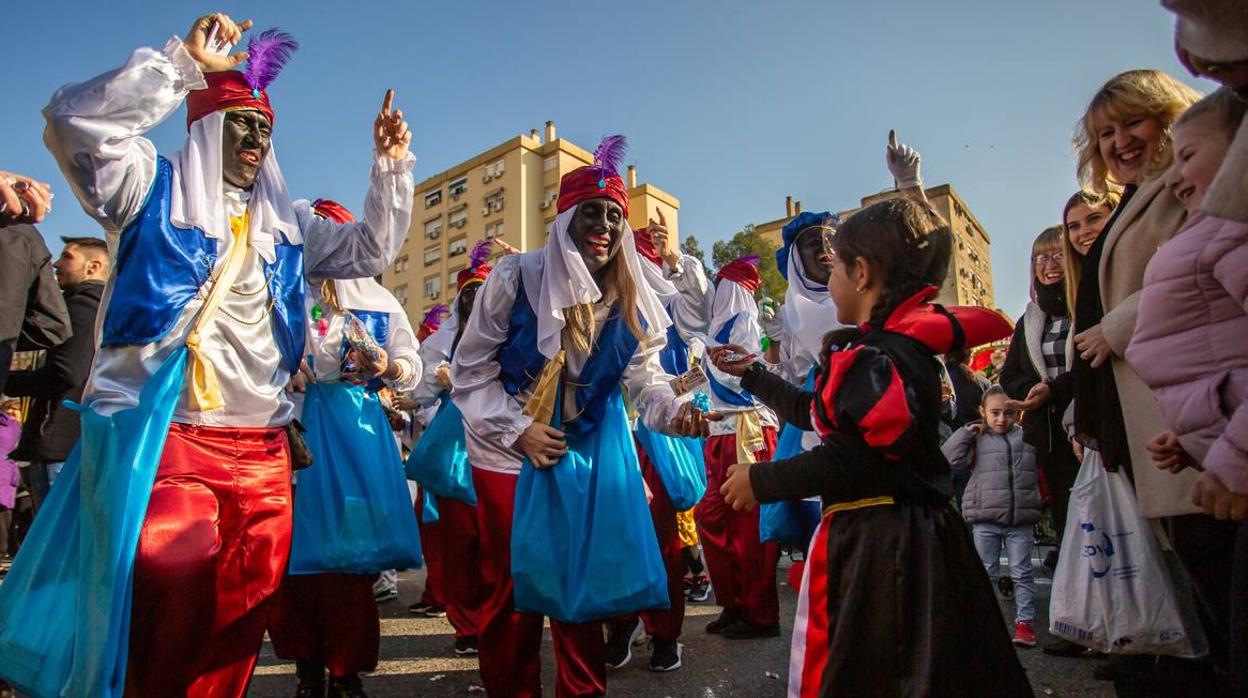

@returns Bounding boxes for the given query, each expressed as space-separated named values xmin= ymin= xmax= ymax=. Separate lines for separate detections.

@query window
xmin=449 ymin=236 xmax=468 ymax=257
xmin=540 ymin=185 xmax=557 ymax=209
xmin=448 ymin=267 xmax=463 ymax=289
xmin=424 ymin=246 xmax=442 ymax=266
xmin=485 ymin=221 xmax=504 ymax=240
xmin=483 ymin=159 xmax=506 ymax=182
xmin=394 ymin=284 xmax=409 ymax=306
xmin=423 ymin=275 xmax=442 ymax=299
xmin=484 ymin=187 xmax=505 ymax=213
xmin=424 ymin=189 xmax=442 ymax=208
xmin=424 ymin=217 xmax=442 ymax=239
xmin=543 ymin=155 xmax=558 ymax=171
xmin=393 ymin=255 xmax=410 ymax=273
xmin=449 ymin=176 xmax=468 ymax=198
xmin=449 ymin=207 xmax=468 ymax=229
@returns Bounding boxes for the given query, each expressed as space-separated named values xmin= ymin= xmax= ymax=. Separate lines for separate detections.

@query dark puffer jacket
xmin=941 ymin=425 xmax=1042 ymax=526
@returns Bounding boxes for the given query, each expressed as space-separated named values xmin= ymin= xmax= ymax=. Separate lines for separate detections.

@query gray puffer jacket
xmin=941 ymin=425 xmax=1042 ymax=526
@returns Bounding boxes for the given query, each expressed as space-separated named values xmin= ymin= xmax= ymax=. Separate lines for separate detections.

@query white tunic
xmin=303 ymin=280 xmax=422 ymax=394
xmin=450 ymin=254 xmax=679 ymax=474
xmin=43 ymin=37 xmax=415 ymax=427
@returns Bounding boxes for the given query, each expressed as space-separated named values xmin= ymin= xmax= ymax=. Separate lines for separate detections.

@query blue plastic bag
xmin=420 ymin=488 xmax=440 ymax=524
xmin=405 ymin=394 xmax=476 ymax=505
xmin=511 ymin=389 xmax=669 ymax=623
xmin=0 ymin=348 xmax=187 ymax=698
xmin=288 ymin=381 xmax=422 ymax=574
xmin=758 ymin=370 xmax=824 ymax=547
xmin=634 ymin=423 xmax=706 ymax=511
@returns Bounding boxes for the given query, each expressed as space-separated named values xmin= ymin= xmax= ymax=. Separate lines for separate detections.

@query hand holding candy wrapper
xmin=346 ymin=315 xmax=385 ymax=364
xmin=340 ymin=314 xmax=393 ymax=383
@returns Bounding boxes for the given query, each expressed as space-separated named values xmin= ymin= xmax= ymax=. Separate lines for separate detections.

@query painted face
xmin=1095 ymin=112 xmax=1165 ymax=186
xmin=458 ymin=282 xmax=481 ymax=322
xmin=1031 ymin=244 xmax=1064 ymax=286
xmin=568 ymin=198 xmax=625 ymax=273
xmin=1064 ymin=203 xmax=1112 ymax=256
xmin=979 ymin=393 xmax=1018 ymax=434
xmin=221 ymin=109 xmax=273 ymax=189
xmin=1166 ymin=111 xmax=1234 ymax=215
xmin=796 ymin=228 xmax=831 ymax=285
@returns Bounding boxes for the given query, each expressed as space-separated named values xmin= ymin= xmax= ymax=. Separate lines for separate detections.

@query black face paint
xmin=458 ymin=283 xmax=481 ymax=322
xmin=796 ymin=228 xmax=831 ymax=285
xmin=221 ymin=109 xmax=273 ymax=189
xmin=567 ymin=198 xmax=624 ymax=274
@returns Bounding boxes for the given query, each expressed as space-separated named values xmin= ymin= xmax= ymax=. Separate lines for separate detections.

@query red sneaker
xmin=1013 ymin=621 xmax=1037 ymax=648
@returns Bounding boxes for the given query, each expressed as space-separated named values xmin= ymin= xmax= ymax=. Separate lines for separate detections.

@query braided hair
xmin=831 ymin=197 xmax=952 ymax=329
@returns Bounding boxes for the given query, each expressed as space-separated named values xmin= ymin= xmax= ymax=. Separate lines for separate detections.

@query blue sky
xmin=4 ymin=0 xmax=1200 ymax=317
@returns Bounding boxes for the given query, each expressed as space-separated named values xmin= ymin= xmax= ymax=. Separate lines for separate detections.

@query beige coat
xmin=1098 ymin=176 xmax=1198 ymax=517
xmin=1204 ymin=113 xmax=1247 ymax=223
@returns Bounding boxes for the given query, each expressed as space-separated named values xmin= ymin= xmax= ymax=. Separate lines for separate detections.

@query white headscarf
xmin=781 ymin=250 xmax=845 ymax=370
xmin=331 ymin=277 xmax=405 ymax=315
xmin=636 ymin=254 xmax=678 ymax=304
xmin=169 ymin=111 xmax=301 ymax=261
xmin=519 ymin=206 xmax=671 ymax=359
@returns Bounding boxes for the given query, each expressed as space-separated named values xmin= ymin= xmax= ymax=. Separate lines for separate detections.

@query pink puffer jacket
xmin=1126 ymin=213 xmax=1248 ymax=494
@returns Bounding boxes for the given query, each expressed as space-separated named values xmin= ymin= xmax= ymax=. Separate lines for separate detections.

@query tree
xmin=711 ymin=224 xmax=786 ymax=302
xmin=680 ymin=234 xmax=707 ymax=268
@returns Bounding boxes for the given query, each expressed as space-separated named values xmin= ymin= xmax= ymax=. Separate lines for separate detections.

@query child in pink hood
xmin=1127 ymin=88 xmax=1248 ymax=517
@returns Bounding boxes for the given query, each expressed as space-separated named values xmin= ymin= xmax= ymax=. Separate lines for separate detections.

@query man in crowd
xmin=7 ymin=236 xmax=109 ymax=512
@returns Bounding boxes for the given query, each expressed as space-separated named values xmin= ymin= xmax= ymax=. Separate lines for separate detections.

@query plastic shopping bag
xmin=759 ymin=418 xmax=822 ymax=546
xmin=288 ymin=381 xmax=423 ymax=574
xmin=405 ymin=393 xmax=476 ymax=505
xmin=0 ymin=348 xmax=186 ymax=698
xmin=634 ymin=423 xmax=706 ymax=511
xmin=511 ymin=388 xmax=669 ymax=623
xmin=1048 ymin=449 xmax=1207 ymax=657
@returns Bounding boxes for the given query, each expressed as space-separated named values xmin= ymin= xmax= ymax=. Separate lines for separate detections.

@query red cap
xmin=456 ymin=264 xmax=492 ymax=292
xmin=556 ymin=166 xmax=629 ymax=218
xmin=633 ymin=227 xmax=663 ymax=267
xmin=186 ymin=71 xmax=275 ymax=130
xmin=715 ymin=257 xmax=762 ymax=293
xmin=311 ymin=199 xmax=354 ymax=224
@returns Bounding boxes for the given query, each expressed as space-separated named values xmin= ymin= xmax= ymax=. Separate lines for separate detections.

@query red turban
xmin=311 ymin=198 xmax=355 ymax=224
xmin=457 ymin=264 xmax=492 ymax=292
xmin=633 ymin=227 xmax=663 ymax=267
xmin=556 ymin=166 xmax=630 ymax=218
xmin=716 ymin=257 xmax=762 ymax=293
xmin=186 ymin=71 xmax=275 ymax=130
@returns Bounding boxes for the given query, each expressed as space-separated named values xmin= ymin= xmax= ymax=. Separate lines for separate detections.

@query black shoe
xmin=1043 ymin=548 xmax=1059 ymax=571
xmin=408 ymin=602 xmax=431 ymax=615
xmin=720 ymin=620 xmax=781 ymax=640
xmin=295 ymin=680 xmax=326 ymax=698
xmin=423 ymin=604 xmax=447 ymax=618
xmin=705 ymin=608 xmax=739 ymax=635
xmin=328 ymin=674 xmax=367 ymax=698
xmin=454 ymin=636 xmax=479 ymax=656
xmin=1092 ymin=655 xmax=1151 ymax=682
xmin=295 ymin=661 xmax=326 ymax=698
xmin=686 ymin=578 xmax=710 ymax=603
xmin=604 ymin=619 xmax=645 ymax=669
xmin=1043 ymin=637 xmax=1088 ymax=657
xmin=997 ymin=576 xmax=1015 ymax=600
xmin=648 ymin=638 xmax=683 ymax=672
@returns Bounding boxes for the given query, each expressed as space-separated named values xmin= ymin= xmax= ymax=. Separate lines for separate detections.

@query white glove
xmin=757 ymin=296 xmax=783 ymax=340
xmin=887 ymin=129 xmax=923 ymax=190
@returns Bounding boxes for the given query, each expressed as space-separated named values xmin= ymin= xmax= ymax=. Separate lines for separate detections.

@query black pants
xmin=1232 ymin=520 xmax=1248 ymax=696
xmin=1037 ymin=425 xmax=1079 ymax=542
xmin=1163 ymin=514 xmax=1241 ymax=696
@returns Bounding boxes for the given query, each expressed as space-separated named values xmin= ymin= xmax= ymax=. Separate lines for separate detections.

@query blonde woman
xmin=1059 ymin=189 xmax=1120 ymax=318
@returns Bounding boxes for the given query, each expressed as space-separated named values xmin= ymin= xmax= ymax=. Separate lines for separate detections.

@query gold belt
xmin=822 ymin=496 xmax=895 ymax=517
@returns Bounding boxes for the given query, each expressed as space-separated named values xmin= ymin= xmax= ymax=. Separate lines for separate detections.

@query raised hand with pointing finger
xmin=886 ymin=129 xmax=923 ymax=190
xmin=375 ymin=90 xmax=412 ymax=160
xmin=647 ymin=208 xmax=679 ymax=267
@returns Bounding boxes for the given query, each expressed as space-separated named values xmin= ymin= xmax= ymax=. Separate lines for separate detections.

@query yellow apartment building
xmin=381 ymin=121 xmax=681 ymax=322
xmin=754 ymin=185 xmax=995 ymax=308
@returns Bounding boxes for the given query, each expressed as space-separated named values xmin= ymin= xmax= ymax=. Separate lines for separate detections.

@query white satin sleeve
xmin=707 ymin=310 xmax=762 ymax=396
xmin=411 ymin=342 xmax=451 ymax=406
xmin=666 ymin=254 xmax=713 ymax=341
xmin=384 ymin=309 xmax=422 ymax=394
xmin=299 ymin=151 xmax=415 ymax=280
xmin=43 ymin=37 xmax=205 ymax=234
xmin=623 ymin=333 xmax=680 ymax=434
xmin=450 ymin=255 xmax=531 ymax=448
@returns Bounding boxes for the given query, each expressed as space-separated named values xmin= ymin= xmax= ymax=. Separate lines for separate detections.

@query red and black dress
xmin=739 ymin=288 xmax=1034 ymax=698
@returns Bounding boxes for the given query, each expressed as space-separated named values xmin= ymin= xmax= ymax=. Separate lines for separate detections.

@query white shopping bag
xmin=1048 ymin=449 xmax=1208 ymax=657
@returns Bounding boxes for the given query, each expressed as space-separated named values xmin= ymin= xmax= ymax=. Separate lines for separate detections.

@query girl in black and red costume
xmin=711 ymin=197 xmax=1034 ymax=698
